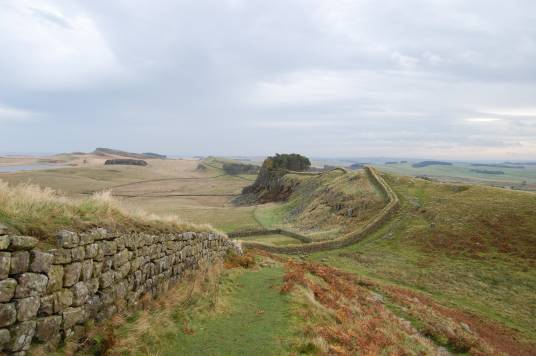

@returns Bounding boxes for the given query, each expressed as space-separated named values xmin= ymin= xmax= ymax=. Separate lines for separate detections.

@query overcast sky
xmin=1 ymin=0 xmax=535 ymax=159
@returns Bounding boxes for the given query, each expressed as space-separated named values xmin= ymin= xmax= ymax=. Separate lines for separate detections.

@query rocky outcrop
xmin=0 ymin=229 xmax=238 ymax=354
xmin=104 ymin=159 xmax=148 ymax=166
xmin=239 ymin=166 xmax=400 ymax=254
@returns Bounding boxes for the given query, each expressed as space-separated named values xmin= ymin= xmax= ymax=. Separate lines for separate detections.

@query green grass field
xmin=4 ymin=155 xmax=536 ymax=354
xmin=375 ymin=161 xmax=536 ymax=190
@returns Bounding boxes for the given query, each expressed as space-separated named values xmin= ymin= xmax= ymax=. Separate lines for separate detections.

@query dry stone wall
xmin=0 ymin=229 xmax=238 ymax=354
xmin=240 ymin=166 xmax=400 ymax=254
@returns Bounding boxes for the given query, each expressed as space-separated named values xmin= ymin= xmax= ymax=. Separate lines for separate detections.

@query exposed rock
xmin=99 ymin=271 xmax=114 ymax=289
xmin=0 ymin=303 xmax=16 ymax=327
xmin=63 ymin=262 xmax=81 ymax=287
xmin=51 ymin=248 xmax=71 ymax=264
xmin=71 ymin=282 xmax=89 ymax=306
xmin=35 ymin=316 xmax=61 ymax=343
xmin=46 ymin=265 xmax=64 ymax=293
xmin=0 ymin=252 xmax=10 ymax=279
xmin=30 ymin=251 xmax=53 ymax=273
xmin=16 ymin=296 xmax=40 ymax=321
xmin=8 ymin=320 xmax=36 ymax=352
xmin=56 ymin=230 xmax=79 ymax=248
xmin=79 ymin=233 xmax=94 ymax=245
xmin=15 ymin=273 xmax=48 ymax=298
xmin=81 ymin=259 xmax=93 ymax=281
xmin=62 ymin=307 xmax=86 ymax=330
xmin=10 ymin=251 xmax=29 ymax=275
xmin=101 ymin=240 xmax=117 ymax=256
xmin=113 ymin=249 xmax=129 ymax=268
xmin=0 ymin=223 xmax=8 ymax=236
xmin=85 ymin=243 xmax=99 ymax=259
xmin=9 ymin=236 xmax=37 ymax=251
xmin=105 ymin=159 xmax=148 ymax=166
xmin=0 ymin=279 xmax=17 ymax=302
xmin=71 ymin=246 xmax=85 ymax=262
xmin=0 ymin=328 xmax=10 ymax=350
xmin=38 ymin=294 xmax=54 ymax=316
xmin=0 ymin=235 xmax=10 ymax=249
xmin=53 ymin=289 xmax=73 ymax=313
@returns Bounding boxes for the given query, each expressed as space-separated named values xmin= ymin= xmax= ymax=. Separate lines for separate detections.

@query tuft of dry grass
xmin=60 ymin=262 xmax=226 ymax=355
xmin=0 ymin=179 xmax=219 ymax=241
xmin=223 ymin=250 xmax=256 ymax=269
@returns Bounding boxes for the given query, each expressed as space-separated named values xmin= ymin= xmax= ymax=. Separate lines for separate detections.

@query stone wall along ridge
xmin=0 ymin=228 xmax=238 ymax=354
xmin=239 ymin=166 xmax=400 ymax=254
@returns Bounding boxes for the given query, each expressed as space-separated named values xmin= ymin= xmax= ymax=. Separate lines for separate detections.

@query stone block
xmin=51 ymin=248 xmax=72 ymax=264
xmin=71 ymin=281 xmax=89 ymax=306
xmin=7 ymin=320 xmax=35 ymax=352
xmin=30 ymin=250 xmax=53 ymax=273
xmin=38 ymin=294 xmax=54 ymax=316
xmin=92 ymin=261 xmax=103 ymax=278
xmin=0 ymin=328 xmax=10 ymax=350
xmin=71 ymin=246 xmax=85 ymax=262
xmin=99 ymin=271 xmax=114 ymax=289
xmin=113 ymin=249 xmax=129 ymax=268
xmin=116 ymin=261 xmax=131 ymax=279
xmin=79 ymin=233 xmax=94 ymax=245
xmin=102 ymin=257 xmax=112 ymax=272
xmin=10 ymin=251 xmax=29 ymax=275
xmin=0 ymin=303 xmax=16 ymax=327
xmin=91 ymin=227 xmax=108 ymax=240
xmin=0 ymin=252 xmax=10 ymax=279
xmin=101 ymin=240 xmax=117 ymax=256
xmin=9 ymin=236 xmax=37 ymax=251
xmin=0 ymin=278 xmax=16 ymax=302
xmin=16 ymin=296 xmax=40 ymax=321
xmin=0 ymin=235 xmax=10 ymax=250
xmin=46 ymin=264 xmax=64 ymax=293
xmin=81 ymin=259 xmax=93 ymax=281
xmin=87 ymin=278 xmax=99 ymax=294
xmin=62 ymin=306 xmax=85 ymax=330
xmin=63 ymin=262 xmax=81 ymax=287
xmin=53 ymin=289 xmax=73 ymax=313
xmin=85 ymin=243 xmax=99 ymax=259
xmin=56 ymin=230 xmax=79 ymax=248
xmin=15 ymin=273 xmax=48 ymax=298
xmin=35 ymin=315 xmax=61 ymax=343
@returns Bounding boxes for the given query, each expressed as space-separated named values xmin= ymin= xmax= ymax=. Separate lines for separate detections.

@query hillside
xmin=0 ymin=179 xmax=215 ymax=243
xmin=253 ymin=169 xmax=386 ymax=240
xmin=1 ymin=156 xmax=535 ymax=355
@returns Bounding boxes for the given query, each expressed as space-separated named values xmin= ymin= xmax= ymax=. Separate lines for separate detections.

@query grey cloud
xmin=0 ymin=0 xmax=535 ymax=159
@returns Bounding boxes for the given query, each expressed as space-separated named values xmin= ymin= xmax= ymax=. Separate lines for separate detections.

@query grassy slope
xmin=0 ymin=180 xmax=215 ymax=243
xmin=308 ymin=173 xmax=536 ymax=342
xmin=254 ymin=169 xmax=385 ymax=241
xmin=96 ymin=261 xmax=295 ymax=356
xmin=0 ymin=158 xmax=261 ymax=234
xmin=375 ymin=161 xmax=536 ymax=187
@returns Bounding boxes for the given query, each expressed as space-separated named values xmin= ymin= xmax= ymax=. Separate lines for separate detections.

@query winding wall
xmin=238 ymin=166 xmax=399 ymax=254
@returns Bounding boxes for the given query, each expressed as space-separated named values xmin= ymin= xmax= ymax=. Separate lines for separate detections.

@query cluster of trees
xmin=222 ymin=162 xmax=260 ymax=175
xmin=262 ymin=153 xmax=311 ymax=172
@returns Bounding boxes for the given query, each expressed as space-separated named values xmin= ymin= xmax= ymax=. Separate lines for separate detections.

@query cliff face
xmin=240 ymin=168 xmax=298 ymax=203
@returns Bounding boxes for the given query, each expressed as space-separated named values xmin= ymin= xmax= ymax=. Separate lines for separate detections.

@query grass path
xmin=161 ymin=266 xmax=294 ymax=355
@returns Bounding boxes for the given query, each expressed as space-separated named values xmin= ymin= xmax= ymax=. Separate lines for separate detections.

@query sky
xmin=0 ymin=0 xmax=535 ymax=160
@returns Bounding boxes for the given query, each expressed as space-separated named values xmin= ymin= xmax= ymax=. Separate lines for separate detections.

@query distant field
xmin=374 ymin=161 xmax=536 ymax=190
xmin=0 ymin=155 xmax=261 ymax=233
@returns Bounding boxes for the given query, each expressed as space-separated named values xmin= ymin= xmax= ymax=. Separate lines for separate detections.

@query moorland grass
xmin=97 ymin=258 xmax=295 ymax=355
xmin=308 ymin=174 xmax=536 ymax=342
xmin=0 ymin=180 xmax=216 ymax=242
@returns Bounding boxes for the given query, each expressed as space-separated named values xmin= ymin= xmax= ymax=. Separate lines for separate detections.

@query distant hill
xmin=93 ymin=148 xmax=166 ymax=159
xmin=471 ymin=163 xmax=524 ymax=169
xmin=412 ymin=160 xmax=452 ymax=168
